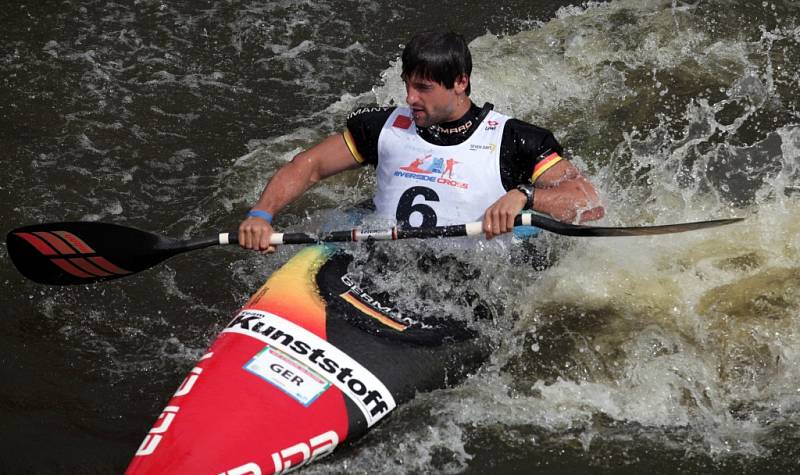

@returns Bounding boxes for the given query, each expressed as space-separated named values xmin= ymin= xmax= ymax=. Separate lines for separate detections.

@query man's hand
xmin=238 ymin=216 xmax=276 ymax=254
xmin=483 ymin=190 xmax=528 ymax=239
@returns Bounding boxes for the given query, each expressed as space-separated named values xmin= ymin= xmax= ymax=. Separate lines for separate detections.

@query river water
xmin=2 ymin=0 xmax=799 ymax=473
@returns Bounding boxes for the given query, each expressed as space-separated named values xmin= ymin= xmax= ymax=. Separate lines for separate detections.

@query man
xmin=239 ymin=32 xmax=604 ymax=253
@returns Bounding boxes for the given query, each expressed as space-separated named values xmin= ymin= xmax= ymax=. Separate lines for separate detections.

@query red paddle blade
xmin=7 ymin=222 xmax=181 ymax=285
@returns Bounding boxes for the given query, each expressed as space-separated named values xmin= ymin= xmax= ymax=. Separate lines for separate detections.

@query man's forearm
xmin=249 ymin=133 xmax=358 ymax=216
xmin=534 ymin=176 xmax=605 ymax=223
xmin=250 ymin=152 xmax=321 ymax=215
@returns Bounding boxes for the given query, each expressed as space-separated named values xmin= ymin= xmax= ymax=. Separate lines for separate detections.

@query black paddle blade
xmin=530 ymin=215 xmax=745 ymax=237
xmin=6 ymin=222 xmax=183 ymax=285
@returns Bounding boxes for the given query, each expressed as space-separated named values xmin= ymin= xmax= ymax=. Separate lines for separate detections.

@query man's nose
xmin=405 ymin=86 xmax=418 ymax=105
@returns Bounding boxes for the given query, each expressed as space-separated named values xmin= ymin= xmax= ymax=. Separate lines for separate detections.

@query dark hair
xmin=401 ymin=32 xmax=472 ymax=96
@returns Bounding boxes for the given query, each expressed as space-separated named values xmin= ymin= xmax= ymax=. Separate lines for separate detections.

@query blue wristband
xmin=247 ymin=209 xmax=273 ymax=224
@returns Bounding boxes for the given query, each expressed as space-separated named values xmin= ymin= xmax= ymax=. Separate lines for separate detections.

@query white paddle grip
xmin=464 ymin=221 xmax=483 ymax=237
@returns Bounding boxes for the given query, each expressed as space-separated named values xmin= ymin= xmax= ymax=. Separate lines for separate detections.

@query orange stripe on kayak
xmin=340 ymin=293 xmax=406 ymax=331
xmin=531 ymin=152 xmax=563 ymax=182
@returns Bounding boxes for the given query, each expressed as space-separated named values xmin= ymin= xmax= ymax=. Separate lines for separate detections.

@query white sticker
xmin=245 ymin=346 xmax=330 ymax=407
xmin=225 ymin=309 xmax=396 ymax=427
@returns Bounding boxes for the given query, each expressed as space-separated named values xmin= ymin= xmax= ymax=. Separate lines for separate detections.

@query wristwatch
xmin=516 ymin=184 xmax=535 ymax=210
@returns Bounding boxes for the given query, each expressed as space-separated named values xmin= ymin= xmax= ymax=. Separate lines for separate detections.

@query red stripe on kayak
xmin=33 ymin=232 xmax=76 ymax=255
xmin=54 ymin=231 xmax=96 ymax=254
xmin=14 ymin=232 xmax=58 ymax=256
xmin=69 ymin=258 xmax=113 ymax=277
xmin=51 ymin=258 xmax=95 ymax=278
xmin=89 ymin=257 xmax=131 ymax=275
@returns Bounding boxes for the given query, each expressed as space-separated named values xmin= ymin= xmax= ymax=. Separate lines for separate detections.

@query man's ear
xmin=454 ymin=74 xmax=469 ymax=94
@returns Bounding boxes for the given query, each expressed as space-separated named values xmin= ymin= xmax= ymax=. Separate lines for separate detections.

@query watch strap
xmin=516 ymin=184 xmax=535 ymax=210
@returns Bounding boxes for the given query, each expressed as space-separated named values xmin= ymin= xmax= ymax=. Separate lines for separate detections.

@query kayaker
xmin=239 ymin=31 xmax=604 ymax=253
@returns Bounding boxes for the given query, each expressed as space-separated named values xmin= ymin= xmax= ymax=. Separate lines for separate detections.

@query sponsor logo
xmin=244 ymin=346 xmax=331 ymax=406
xmin=135 ymin=405 xmax=180 ymax=457
xmin=469 ymin=143 xmax=496 ymax=152
xmin=340 ymin=274 xmax=434 ymax=331
xmin=135 ymin=352 xmax=214 ymax=457
xmin=225 ymin=310 xmax=396 ymax=427
xmin=394 ymin=154 xmax=469 ymax=189
xmin=221 ymin=431 xmax=339 ymax=475
xmin=484 ymin=119 xmax=499 ymax=131
xmin=347 ymin=106 xmax=390 ymax=120
xmin=431 ymin=119 xmax=473 ymax=135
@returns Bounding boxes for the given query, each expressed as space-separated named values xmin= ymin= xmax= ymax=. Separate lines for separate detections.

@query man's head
xmin=401 ymin=32 xmax=472 ymax=127
xmin=402 ymin=31 xmax=472 ymax=96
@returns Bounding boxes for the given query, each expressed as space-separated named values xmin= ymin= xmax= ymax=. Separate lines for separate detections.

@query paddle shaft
xmin=223 ymin=218 xmax=506 ymax=246
xmin=221 ymin=213 xmax=744 ymax=246
xmin=223 ymin=221 xmax=485 ymax=246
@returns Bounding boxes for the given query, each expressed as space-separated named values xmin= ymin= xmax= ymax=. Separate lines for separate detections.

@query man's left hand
xmin=483 ymin=190 xmax=527 ymax=239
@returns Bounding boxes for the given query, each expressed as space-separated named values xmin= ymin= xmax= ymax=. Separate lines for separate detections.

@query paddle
xmin=6 ymin=214 xmax=743 ymax=285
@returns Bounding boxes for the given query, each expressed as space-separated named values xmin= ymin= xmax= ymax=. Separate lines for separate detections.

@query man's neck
xmin=416 ymin=101 xmax=482 ymax=146
xmin=445 ymin=98 xmax=473 ymax=123
xmin=428 ymin=101 xmax=478 ymax=134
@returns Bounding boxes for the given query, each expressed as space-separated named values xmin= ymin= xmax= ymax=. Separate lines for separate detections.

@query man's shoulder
xmin=345 ymin=105 xmax=400 ymax=166
xmin=501 ymin=117 xmax=562 ymax=154
xmin=503 ymin=117 xmax=556 ymax=140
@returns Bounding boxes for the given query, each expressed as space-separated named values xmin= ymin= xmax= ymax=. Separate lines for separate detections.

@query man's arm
xmin=482 ymin=160 xmax=605 ymax=239
xmin=529 ymin=160 xmax=605 ymax=222
xmin=239 ymin=133 xmax=360 ymax=252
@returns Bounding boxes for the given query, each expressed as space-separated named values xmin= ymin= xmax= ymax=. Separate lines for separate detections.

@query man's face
xmin=404 ymin=73 xmax=467 ymax=128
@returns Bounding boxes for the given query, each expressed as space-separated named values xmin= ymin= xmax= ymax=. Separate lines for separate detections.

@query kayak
xmin=4 ymin=214 xmax=742 ymax=473
xmin=125 ymin=245 xmax=491 ymax=474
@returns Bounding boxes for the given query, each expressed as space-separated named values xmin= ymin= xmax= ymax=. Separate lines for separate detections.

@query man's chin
xmin=412 ymin=115 xmax=431 ymax=128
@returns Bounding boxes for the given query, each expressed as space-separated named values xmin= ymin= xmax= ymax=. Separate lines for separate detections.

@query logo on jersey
xmin=469 ymin=143 xmax=496 ymax=152
xmin=484 ymin=120 xmax=499 ymax=131
xmin=347 ymin=106 xmax=391 ymax=120
xmin=431 ymin=120 xmax=473 ymax=135
xmin=392 ymin=115 xmax=412 ymax=129
xmin=394 ymin=154 xmax=469 ymax=189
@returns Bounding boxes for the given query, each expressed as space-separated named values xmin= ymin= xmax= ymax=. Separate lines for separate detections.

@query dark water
xmin=2 ymin=0 xmax=800 ymax=473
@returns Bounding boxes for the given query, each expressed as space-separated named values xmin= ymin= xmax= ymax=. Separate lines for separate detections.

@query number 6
xmin=396 ymin=187 xmax=439 ymax=228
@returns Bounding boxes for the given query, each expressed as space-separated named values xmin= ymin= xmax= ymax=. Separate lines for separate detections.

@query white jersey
xmin=373 ymin=107 xmax=508 ymax=227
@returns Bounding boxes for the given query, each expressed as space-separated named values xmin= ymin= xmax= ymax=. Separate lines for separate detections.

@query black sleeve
xmin=498 ymin=119 xmax=564 ymax=190
xmin=344 ymin=106 xmax=396 ymax=166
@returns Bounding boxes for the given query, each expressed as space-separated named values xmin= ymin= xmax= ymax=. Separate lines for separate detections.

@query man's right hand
xmin=238 ymin=216 xmax=276 ymax=254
